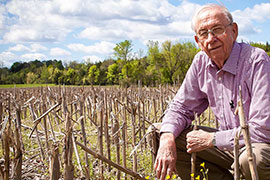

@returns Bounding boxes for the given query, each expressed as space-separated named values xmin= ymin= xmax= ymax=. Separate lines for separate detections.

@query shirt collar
xmin=206 ymin=42 xmax=240 ymax=75
xmin=222 ymin=42 xmax=240 ymax=75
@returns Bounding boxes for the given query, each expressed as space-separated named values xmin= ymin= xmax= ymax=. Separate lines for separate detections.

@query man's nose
xmin=205 ymin=32 xmax=216 ymax=43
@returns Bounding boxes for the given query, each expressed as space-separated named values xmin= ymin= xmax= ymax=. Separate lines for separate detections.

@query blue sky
xmin=0 ymin=0 xmax=270 ymax=68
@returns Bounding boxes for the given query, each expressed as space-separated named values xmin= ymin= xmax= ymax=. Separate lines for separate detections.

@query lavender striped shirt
xmin=160 ymin=42 xmax=270 ymax=151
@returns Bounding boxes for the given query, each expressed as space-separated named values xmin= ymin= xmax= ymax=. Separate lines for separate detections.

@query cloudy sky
xmin=0 ymin=0 xmax=270 ymax=68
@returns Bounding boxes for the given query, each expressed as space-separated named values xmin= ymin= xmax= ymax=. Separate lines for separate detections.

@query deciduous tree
xmin=113 ymin=40 xmax=133 ymax=62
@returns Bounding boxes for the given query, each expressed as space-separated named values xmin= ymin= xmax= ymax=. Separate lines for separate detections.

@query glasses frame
xmin=196 ymin=23 xmax=233 ymax=42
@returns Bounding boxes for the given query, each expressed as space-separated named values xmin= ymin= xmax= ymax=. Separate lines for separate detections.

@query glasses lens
xmin=212 ymin=26 xmax=225 ymax=36
xmin=197 ymin=25 xmax=227 ymax=40
xmin=198 ymin=31 xmax=208 ymax=39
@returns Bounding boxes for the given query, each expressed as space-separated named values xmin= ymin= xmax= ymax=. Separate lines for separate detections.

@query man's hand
xmin=186 ymin=130 xmax=214 ymax=153
xmin=154 ymin=133 xmax=177 ymax=180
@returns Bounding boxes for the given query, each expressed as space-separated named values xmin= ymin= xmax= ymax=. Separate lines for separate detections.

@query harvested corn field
xmin=0 ymin=85 xmax=214 ymax=179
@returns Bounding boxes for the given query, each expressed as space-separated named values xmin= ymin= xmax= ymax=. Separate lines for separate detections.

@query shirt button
xmin=218 ymin=77 xmax=222 ymax=81
xmin=219 ymin=95 xmax=222 ymax=99
xmin=221 ymin=114 xmax=224 ymax=118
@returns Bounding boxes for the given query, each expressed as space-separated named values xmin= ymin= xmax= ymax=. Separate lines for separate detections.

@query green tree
xmin=44 ymin=60 xmax=64 ymax=70
xmin=39 ymin=65 xmax=50 ymax=84
xmin=177 ymin=42 xmax=199 ymax=82
xmin=146 ymin=40 xmax=198 ymax=85
xmin=146 ymin=40 xmax=163 ymax=85
xmin=160 ymin=40 xmax=175 ymax=84
xmin=45 ymin=65 xmax=63 ymax=84
xmin=161 ymin=41 xmax=199 ymax=84
xmin=26 ymin=72 xmax=38 ymax=84
xmin=266 ymin=41 xmax=270 ymax=52
xmin=119 ymin=59 xmax=147 ymax=86
xmin=98 ymin=59 xmax=115 ymax=85
xmin=64 ymin=68 xmax=76 ymax=85
xmin=0 ymin=68 xmax=10 ymax=84
xmin=2 ymin=40 xmax=200 ymax=86
xmin=64 ymin=61 xmax=88 ymax=85
xmin=107 ymin=63 xmax=120 ymax=84
xmin=10 ymin=62 xmax=25 ymax=73
xmin=12 ymin=70 xmax=27 ymax=84
xmin=250 ymin=41 xmax=270 ymax=57
xmin=119 ymin=62 xmax=132 ymax=86
xmin=48 ymin=67 xmax=63 ymax=84
xmin=114 ymin=40 xmax=133 ymax=62
xmin=88 ymin=65 xmax=100 ymax=85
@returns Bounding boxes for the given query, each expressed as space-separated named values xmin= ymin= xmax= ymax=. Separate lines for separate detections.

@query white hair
xmin=191 ymin=4 xmax=233 ymax=33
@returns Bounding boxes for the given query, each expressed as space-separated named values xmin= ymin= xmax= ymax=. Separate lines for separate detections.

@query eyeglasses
xmin=196 ymin=23 xmax=232 ymax=41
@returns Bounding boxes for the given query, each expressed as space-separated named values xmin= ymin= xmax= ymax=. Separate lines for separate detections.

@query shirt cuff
xmin=215 ymin=130 xmax=234 ymax=151
xmin=160 ymin=123 xmax=183 ymax=139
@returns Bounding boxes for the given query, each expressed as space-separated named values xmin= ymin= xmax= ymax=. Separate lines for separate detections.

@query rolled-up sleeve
xmin=160 ymin=53 xmax=209 ymax=138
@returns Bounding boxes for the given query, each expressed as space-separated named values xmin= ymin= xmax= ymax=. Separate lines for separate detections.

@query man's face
xmin=194 ymin=8 xmax=238 ymax=68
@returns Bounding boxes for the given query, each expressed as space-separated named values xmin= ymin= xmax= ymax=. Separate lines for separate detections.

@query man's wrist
xmin=160 ymin=132 xmax=175 ymax=140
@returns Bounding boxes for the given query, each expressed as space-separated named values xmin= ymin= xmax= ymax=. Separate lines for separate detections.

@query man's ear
xmin=232 ymin=22 xmax=238 ymax=41
xmin=194 ymin=35 xmax=203 ymax=49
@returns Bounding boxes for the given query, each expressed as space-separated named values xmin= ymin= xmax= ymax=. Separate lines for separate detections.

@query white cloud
xmin=83 ymin=55 xmax=102 ymax=64
xmin=8 ymin=43 xmax=48 ymax=53
xmin=0 ymin=0 xmax=202 ymax=65
xmin=75 ymin=0 xmax=199 ymax=42
xmin=3 ymin=0 xmax=71 ymax=43
xmin=78 ymin=19 xmax=193 ymax=42
xmin=30 ymin=44 xmax=48 ymax=52
xmin=3 ymin=25 xmax=70 ymax=43
xmin=237 ymin=35 xmax=251 ymax=43
xmin=234 ymin=17 xmax=260 ymax=35
xmin=78 ymin=26 xmax=126 ymax=41
xmin=0 ymin=5 xmax=5 ymax=30
xmin=50 ymin=47 xmax=71 ymax=56
xmin=21 ymin=53 xmax=46 ymax=61
xmin=241 ymin=3 xmax=270 ymax=22
xmin=232 ymin=3 xmax=270 ymax=35
xmin=3 ymin=0 xmax=268 ymax=45
xmin=52 ymin=0 xmax=168 ymax=22
xmin=0 ymin=51 xmax=17 ymax=67
xmin=3 ymin=0 xmax=200 ymax=44
xmin=9 ymin=44 xmax=30 ymax=52
xmin=1 ymin=0 xmax=269 ymax=65
xmin=3 ymin=28 xmax=39 ymax=43
xmin=68 ymin=41 xmax=115 ymax=55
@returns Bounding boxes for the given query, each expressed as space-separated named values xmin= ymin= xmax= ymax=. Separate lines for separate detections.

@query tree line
xmin=1 ymin=40 xmax=269 ymax=86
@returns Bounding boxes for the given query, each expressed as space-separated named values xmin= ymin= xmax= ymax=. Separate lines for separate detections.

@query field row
xmin=0 ymin=85 xmax=214 ymax=179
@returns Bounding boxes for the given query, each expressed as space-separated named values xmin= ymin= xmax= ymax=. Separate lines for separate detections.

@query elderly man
xmin=153 ymin=4 xmax=270 ymax=180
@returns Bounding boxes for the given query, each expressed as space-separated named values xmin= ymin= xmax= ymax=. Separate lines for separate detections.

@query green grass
xmin=0 ymin=84 xmax=56 ymax=88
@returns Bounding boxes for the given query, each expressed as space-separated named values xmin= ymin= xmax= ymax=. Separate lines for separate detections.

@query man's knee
xmin=239 ymin=144 xmax=266 ymax=169
xmin=239 ymin=143 xmax=270 ymax=180
xmin=147 ymin=123 xmax=162 ymax=133
xmin=146 ymin=123 xmax=162 ymax=155
xmin=239 ymin=150 xmax=250 ymax=174
xmin=146 ymin=123 xmax=161 ymax=142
